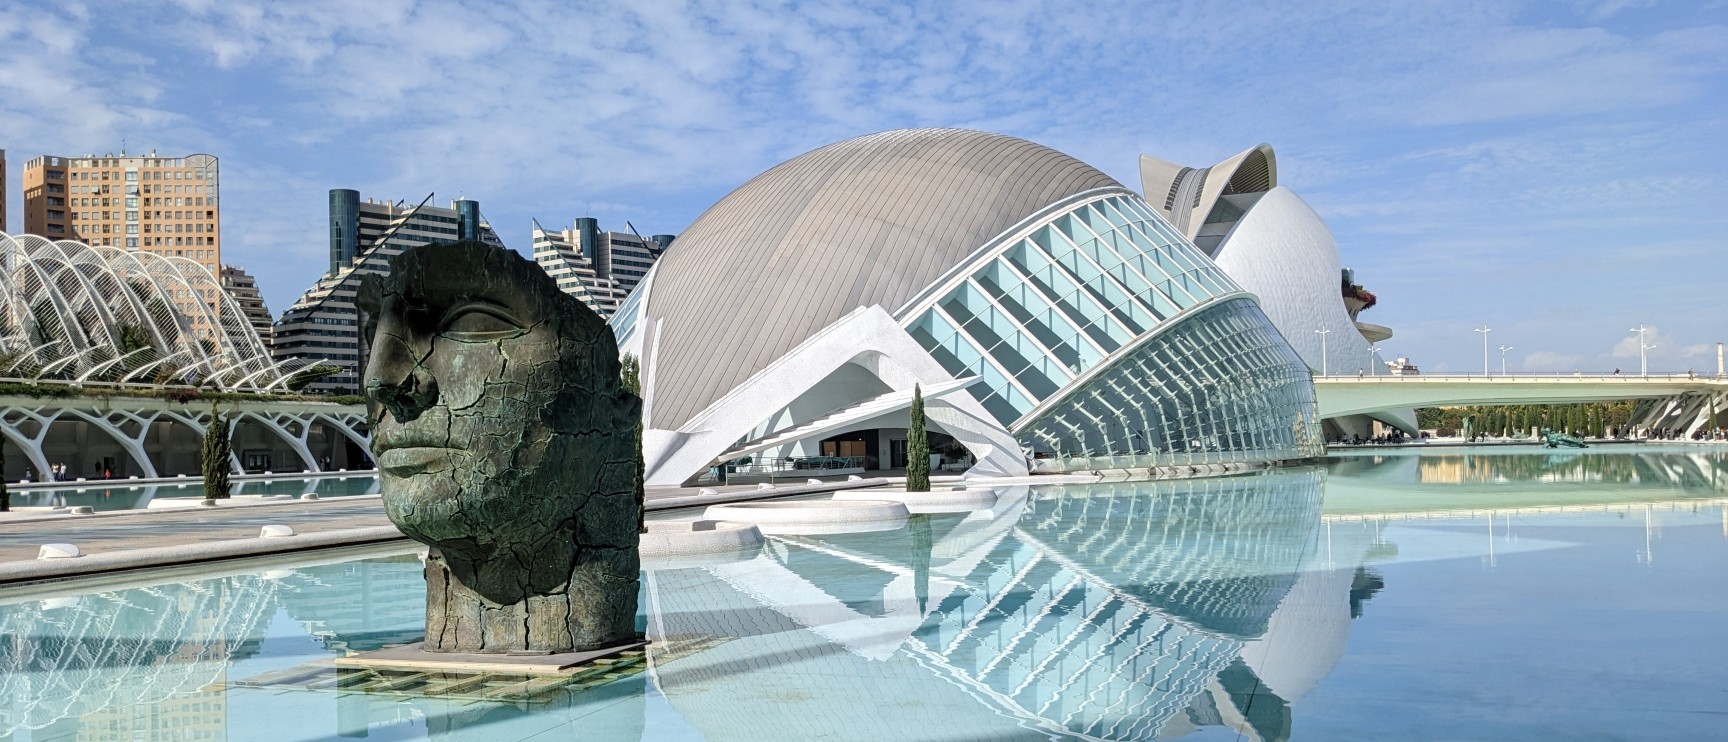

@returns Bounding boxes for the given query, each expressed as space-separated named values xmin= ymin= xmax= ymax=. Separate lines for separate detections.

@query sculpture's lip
xmin=377 ymin=446 xmax=459 ymax=477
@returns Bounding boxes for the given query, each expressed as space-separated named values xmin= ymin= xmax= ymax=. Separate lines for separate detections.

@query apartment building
xmin=272 ymin=191 xmax=503 ymax=394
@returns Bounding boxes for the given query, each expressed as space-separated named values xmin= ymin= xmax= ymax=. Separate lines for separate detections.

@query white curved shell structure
xmin=1211 ymin=187 xmax=1370 ymax=376
xmin=0 ymin=231 xmax=288 ymax=390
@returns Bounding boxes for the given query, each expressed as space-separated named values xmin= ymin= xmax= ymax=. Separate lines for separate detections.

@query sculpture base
xmin=335 ymin=638 xmax=648 ymax=676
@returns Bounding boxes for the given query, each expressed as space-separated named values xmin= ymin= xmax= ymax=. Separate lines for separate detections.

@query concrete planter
xmin=640 ymin=519 xmax=764 ymax=570
xmin=832 ymin=487 xmax=997 ymax=514
xmin=702 ymin=499 xmax=909 ymax=535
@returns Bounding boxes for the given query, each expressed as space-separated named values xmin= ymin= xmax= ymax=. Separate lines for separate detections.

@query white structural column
xmin=0 ymin=398 xmax=370 ymax=482
xmin=58 ymin=409 xmax=163 ymax=478
xmin=0 ymin=406 xmax=58 ymax=481
xmin=234 ymin=412 xmax=321 ymax=473
xmin=313 ymin=412 xmax=372 ymax=454
xmin=641 ymin=305 xmax=1028 ymax=487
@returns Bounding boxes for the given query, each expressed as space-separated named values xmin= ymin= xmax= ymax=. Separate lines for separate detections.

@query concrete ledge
xmin=833 ymin=487 xmax=997 ymax=513
xmin=335 ymin=639 xmax=648 ymax=676
xmin=0 ymin=477 xmax=891 ymax=585
xmin=704 ymin=500 xmax=910 ymax=535
xmin=644 ymin=477 xmax=890 ymax=511
xmin=8 ymin=468 xmax=379 ymax=492
xmin=0 ymin=494 xmax=383 ymax=525
xmin=641 ymin=520 xmax=765 ymax=571
xmin=0 ymin=525 xmax=404 ymax=586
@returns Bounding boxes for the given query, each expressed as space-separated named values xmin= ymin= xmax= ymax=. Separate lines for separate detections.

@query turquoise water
xmin=7 ymin=473 xmax=381 ymax=511
xmin=2 ymin=446 xmax=1725 ymax=740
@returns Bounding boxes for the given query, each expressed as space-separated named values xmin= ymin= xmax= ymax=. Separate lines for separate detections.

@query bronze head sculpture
xmin=359 ymin=240 xmax=640 ymax=653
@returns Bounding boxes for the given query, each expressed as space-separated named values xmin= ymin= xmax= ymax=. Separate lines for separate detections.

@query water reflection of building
xmin=0 ymin=576 xmax=277 ymax=740
xmin=1400 ymin=450 xmax=1728 ymax=489
xmin=646 ymin=469 xmax=1378 ymax=741
xmin=275 ymin=554 xmax=426 ymax=654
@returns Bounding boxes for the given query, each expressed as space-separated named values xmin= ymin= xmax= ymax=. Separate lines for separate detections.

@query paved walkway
xmin=0 ymin=497 xmax=390 ymax=562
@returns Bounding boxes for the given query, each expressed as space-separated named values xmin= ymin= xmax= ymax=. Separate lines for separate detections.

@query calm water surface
xmin=2 ymin=445 xmax=1724 ymax=740
xmin=8 ymin=474 xmax=381 ymax=511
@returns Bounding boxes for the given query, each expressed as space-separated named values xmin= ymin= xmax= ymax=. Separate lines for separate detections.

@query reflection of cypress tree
xmin=202 ymin=405 xmax=232 ymax=499
xmin=906 ymin=384 xmax=930 ymax=492
xmin=909 ymin=513 xmax=931 ymax=615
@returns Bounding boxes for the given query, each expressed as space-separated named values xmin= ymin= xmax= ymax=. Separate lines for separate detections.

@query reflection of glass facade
xmin=903 ymin=190 xmax=1320 ymax=471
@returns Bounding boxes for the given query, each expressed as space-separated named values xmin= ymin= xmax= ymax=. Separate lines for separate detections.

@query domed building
xmin=1140 ymin=145 xmax=1415 ymax=438
xmin=613 ymin=129 xmax=1324 ymax=486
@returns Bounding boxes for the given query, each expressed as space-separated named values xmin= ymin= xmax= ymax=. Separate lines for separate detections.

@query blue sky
xmin=2 ymin=0 xmax=1723 ymax=373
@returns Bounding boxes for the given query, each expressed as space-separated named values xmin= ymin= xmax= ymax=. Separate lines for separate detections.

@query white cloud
xmin=4 ymin=0 xmax=1724 ymax=354
xmin=1521 ymin=351 xmax=1585 ymax=371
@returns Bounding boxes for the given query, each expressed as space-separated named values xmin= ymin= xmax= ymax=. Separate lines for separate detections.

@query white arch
xmin=1 ymin=231 xmax=281 ymax=390
xmin=59 ymin=408 xmax=161 ymax=478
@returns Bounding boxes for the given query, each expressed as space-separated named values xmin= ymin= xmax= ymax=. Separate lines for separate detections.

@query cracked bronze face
xmin=359 ymin=241 xmax=640 ymax=653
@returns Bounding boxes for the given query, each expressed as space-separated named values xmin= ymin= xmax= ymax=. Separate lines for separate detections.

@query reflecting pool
xmin=2 ymin=446 xmax=1725 ymax=740
xmin=7 ymin=474 xmax=381 ymax=511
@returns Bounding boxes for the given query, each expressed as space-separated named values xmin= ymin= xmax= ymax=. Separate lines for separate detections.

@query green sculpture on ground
xmin=1541 ymin=428 xmax=1589 ymax=449
xmin=359 ymin=240 xmax=642 ymax=654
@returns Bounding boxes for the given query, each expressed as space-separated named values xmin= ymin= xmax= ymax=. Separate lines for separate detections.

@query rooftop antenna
xmin=625 ymin=220 xmax=652 ymax=248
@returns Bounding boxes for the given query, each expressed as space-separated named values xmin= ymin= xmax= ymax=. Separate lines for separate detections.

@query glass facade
xmin=903 ymin=191 xmax=1321 ymax=472
xmin=1018 ymin=297 xmax=1322 ymax=472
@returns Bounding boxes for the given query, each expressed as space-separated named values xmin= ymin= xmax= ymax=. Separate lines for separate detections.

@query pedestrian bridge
xmin=1314 ymin=373 xmax=1727 ymax=419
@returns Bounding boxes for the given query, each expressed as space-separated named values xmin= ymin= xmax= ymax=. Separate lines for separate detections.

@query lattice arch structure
xmin=0 ymin=398 xmax=369 ymax=479
xmin=0 ymin=231 xmax=298 ymax=390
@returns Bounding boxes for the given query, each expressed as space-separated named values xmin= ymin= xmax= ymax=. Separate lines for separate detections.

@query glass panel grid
xmin=907 ymin=192 xmax=1254 ymax=428
xmin=1015 ymin=297 xmax=1322 ymax=472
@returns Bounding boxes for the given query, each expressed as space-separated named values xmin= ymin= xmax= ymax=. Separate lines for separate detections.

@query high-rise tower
xmin=22 ymin=151 xmax=222 ymax=275
xmin=273 ymin=192 xmax=503 ymax=394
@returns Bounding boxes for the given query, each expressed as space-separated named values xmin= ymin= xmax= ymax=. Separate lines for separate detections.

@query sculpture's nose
xmin=364 ymin=329 xmax=438 ymax=424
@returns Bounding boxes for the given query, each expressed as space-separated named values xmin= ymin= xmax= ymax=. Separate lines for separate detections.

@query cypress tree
xmin=906 ymin=384 xmax=930 ymax=493
xmin=620 ymin=354 xmax=646 ymax=534
xmin=1 ymin=436 xmax=9 ymax=513
xmin=201 ymin=405 xmax=232 ymax=500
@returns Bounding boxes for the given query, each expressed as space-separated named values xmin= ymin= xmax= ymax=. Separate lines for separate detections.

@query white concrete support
xmin=0 ymin=406 xmax=57 ymax=481
xmin=641 ymin=305 xmax=1028 ymax=487
xmin=157 ymin=409 xmax=242 ymax=474
xmin=59 ymin=408 xmax=163 ymax=479
xmin=236 ymin=412 xmax=321 ymax=473
xmin=0 ymin=397 xmax=368 ymax=482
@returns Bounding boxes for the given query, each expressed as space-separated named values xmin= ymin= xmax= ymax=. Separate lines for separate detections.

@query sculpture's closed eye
xmin=440 ymin=304 xmax=526 ymax=342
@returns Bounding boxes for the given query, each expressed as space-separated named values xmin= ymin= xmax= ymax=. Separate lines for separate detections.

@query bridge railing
xmin=1314 ymin=372 xmax=1724 ymax=382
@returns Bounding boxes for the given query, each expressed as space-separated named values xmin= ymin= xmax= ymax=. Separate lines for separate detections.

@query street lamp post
xmin=1314 ymin=328 xmax=1331 ymax=376
xmin=1366 ymin=345 xmax=1382 ymax=377
xmin=1629 ymin=325 xmax=1654 ymax=377
xmin=1499 ymin=345 xmax=1513 ymax=376
xmin=1475 ymin=326 xmax=1491 ymax=376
